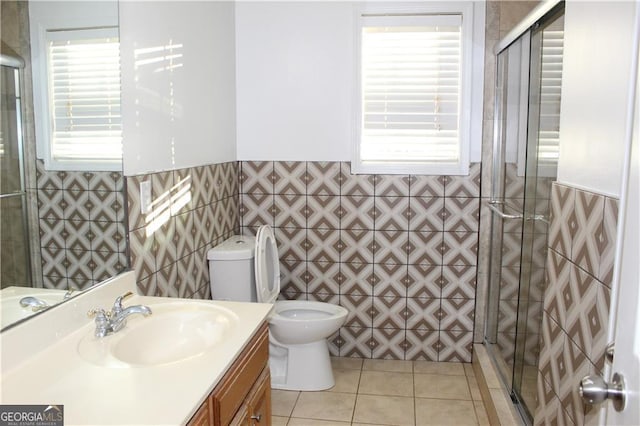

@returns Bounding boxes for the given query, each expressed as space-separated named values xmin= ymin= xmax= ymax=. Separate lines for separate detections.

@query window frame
xmin=33 ymin=26 xmax=122 ymax=172
xmin=352 ymin=2 xmax=478 ymax=176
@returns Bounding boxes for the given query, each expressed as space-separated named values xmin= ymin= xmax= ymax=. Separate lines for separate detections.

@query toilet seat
xmin=272 ymin=300 xmax=345 ymax=320
xmin=254 ymin=225 xmax=280 ymax=304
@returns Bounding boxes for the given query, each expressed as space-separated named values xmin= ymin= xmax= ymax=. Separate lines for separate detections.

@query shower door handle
xmin=0 ymin=190 xmax=26 ymax=199
xmin=487 ymin=202 xmax=523 ymax=220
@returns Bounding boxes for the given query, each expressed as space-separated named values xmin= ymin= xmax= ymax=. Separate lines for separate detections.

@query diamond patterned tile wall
xmin=36 ymin=160 xmax=127 ymax=291
xmin=535 ymin=182 xmax=619 ymax=426
xmin=127 ymin=162 xmax=239 ymax=298
xmin=36 ymin=157 xmax=482 ymax=361
xmin=572 ymin=190 xmax=605 ymax=277
xmin=240 ymin=160 xmax=480 ymax=362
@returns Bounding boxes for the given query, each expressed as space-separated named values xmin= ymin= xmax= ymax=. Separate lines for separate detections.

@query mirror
xmin=0 ymin=0 xmax=127 ymax=329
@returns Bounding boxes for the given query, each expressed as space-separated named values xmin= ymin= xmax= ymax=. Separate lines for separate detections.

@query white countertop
xmin=1 ymin=287 xmax=68 ymax=328
xmin=0 ymin=272 xmax=272 ymax=425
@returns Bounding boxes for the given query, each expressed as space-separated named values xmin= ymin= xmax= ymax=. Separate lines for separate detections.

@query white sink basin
xmin=77 ymin=301 xmax=239 ymax=367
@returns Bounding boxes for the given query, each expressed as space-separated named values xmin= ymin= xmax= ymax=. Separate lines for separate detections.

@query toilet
xmin=207 ymin=225 xmax=348 ymax=391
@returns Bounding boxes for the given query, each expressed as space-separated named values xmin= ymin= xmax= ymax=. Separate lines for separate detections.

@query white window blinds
xmin=538 ymin=29 xmax=563 ymax=167
xmin=46 ymin=28 xmax=122 ymax=169
xmin=359 ymin=14 xmax=463 ymax=168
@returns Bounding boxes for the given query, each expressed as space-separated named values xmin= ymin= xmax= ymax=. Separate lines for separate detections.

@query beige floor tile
xmin=271 ymin=415 xmax=289 ymax=426
xmin=272 ymin=389 xmax=300 ymax=417
xmin=327 ymin=368 xmax=361 ymax=394
xmin=363 ymin=358 xmax=413 ymax=373
xmin=413 ymin=361 xmax=465 ymax=376
xmin=467 ymin=374 xmax=483 ymax=401
xmin=291 ymin=391 xmax=356 ymax=422
xmin=415 ymin=398 xmax=478 ymax=425
xmin=358 ymin=370 xmax=414 ymax=397
xmin=332 ymin=356 xmax=364 ymax=370
xmin=288 ymin=418 xmax=350 ymax=426
xmin=474 ymin=399 xmax=491 ymax=426
xmin=353 ymin=394 xmax=415 ymax=426
xmin=414 ymin=374 xmax=471 ymax=400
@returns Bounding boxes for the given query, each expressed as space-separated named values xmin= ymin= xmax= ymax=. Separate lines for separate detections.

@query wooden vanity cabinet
xmin=188 ymin=323 xmax=271 ymax=426
xmin=230 ymin=369 xmax=271 ymax=426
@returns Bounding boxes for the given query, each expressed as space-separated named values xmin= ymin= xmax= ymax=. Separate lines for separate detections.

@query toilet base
xmin=269 ymin=337 xmax=335 ymax=391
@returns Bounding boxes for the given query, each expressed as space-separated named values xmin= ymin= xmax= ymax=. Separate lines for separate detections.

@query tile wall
xmin=240 ymin=161 xmax=481 ymax=361
xmin=36 ymin=160 xmax=128 ymax=290
xmin=534 ymin=183 xmax=618 ymax=426
xmin=126 ymin=162 xmax=239 ymax=299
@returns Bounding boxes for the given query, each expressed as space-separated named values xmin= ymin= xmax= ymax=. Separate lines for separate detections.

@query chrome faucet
xmin=19 ymin=296 xmax=49 ymax=312
xmin=88 ymin=291 xmax=152 ymax=338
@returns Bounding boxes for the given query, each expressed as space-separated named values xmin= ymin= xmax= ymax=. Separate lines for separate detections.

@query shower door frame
xmin=484 ymin=3 xmax=565 ymax=423
xmin=0 ymin=55 xmax=32 ymax=289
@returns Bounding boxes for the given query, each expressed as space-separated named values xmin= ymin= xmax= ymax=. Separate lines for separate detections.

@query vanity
xmin=189 ymin=323 xmax=271 ymax=426
xmin=0 ymin=271 xmax=273 ymax=425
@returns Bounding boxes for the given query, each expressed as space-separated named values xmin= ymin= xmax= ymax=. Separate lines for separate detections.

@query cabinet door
xmin=212 ymin=324 xmax=269 ymax=425
xmin=187 ymin=398 xmax=213 ymax=426
xmin=247 ymin=369 xmax=271 ymax=426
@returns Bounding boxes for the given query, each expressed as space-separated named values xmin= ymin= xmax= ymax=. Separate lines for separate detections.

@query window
xmin=353 ymin=4 xmax=477 ymax=175
xmin=537 ymin=28 xmax=563 ymax=169
xmin=38 ymin=28 xmax=122 ymax=171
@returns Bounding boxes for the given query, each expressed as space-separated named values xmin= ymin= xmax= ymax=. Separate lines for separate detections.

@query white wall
xmin=558 ymin=1 xmax=637 ymax=197
xmin=235 ymin=1 xmax=354 ymax=161
xmin=120 ymin=1 xmax=237 ymax=176
xmin=235 ymin=1 xmax=485 ymax=163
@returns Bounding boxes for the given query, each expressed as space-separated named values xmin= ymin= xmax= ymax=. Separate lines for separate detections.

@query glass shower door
xmin=485 ymin=5 xmax=564 ymax=423
xmin=486 ymin=31 xmax=531 ymax=394
xmin=1 ymin=63 xmax=31 ymax=289
xmin=512 ymin=11 xmax=563 ymax=416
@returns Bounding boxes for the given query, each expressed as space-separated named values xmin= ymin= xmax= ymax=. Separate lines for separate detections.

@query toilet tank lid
xmin=207 ymin=235 xmax=256 ymax=260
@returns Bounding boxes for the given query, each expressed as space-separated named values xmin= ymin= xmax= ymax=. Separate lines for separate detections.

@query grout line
xmin=413 ymin=365 xmax=418 ymax=426
xmin=349 ymin=362 xmax=364 ymax=424
xmin=464 ymin=370 xmax=480 ymax=424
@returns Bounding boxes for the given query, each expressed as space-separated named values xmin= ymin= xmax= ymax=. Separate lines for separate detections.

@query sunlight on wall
xmin=145 ymin=175 xmax=192 ymax=238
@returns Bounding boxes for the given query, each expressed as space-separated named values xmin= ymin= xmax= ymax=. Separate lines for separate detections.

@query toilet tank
xmin=207 ymin=235 xmax=257 ymax=302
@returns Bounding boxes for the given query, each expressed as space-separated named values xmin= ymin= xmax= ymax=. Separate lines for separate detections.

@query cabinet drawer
xmin=212 ymin=323 xmax=269 ymax=426
xmin=247 ymin=368 xmax=271 ymax=426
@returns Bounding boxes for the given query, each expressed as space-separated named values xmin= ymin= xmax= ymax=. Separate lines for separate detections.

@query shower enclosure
xmin=0 ymin=53 xmax=31 ymax=289
xmin=485 ymin=3 xmax=564 ymax=423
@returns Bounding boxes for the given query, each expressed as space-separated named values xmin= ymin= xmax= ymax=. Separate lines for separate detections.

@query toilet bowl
xmin=207 ymin=225 xmax=348 ymax=391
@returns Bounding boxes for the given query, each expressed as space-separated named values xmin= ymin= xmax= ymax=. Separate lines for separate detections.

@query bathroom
xmin=1 ymin=0 xmax=638 ymax=425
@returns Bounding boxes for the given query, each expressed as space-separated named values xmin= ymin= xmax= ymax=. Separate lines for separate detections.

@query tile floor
xmin=271 ymin=358 xmax=490 ymax=426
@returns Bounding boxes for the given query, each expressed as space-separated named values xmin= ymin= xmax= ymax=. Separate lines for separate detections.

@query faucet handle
xmin=87 ymin=308 xmax=111 ymax=338
xmin=63 ymin=288 xmax=75 ymax=299
xmin=87 ymin=308 xmax=108 ymax=319
xmin=112 ymin=291 xmax=134 ymax=314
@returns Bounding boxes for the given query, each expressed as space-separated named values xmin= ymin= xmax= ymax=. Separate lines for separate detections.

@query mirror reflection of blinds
xmin=47 ymin=30 xmax=122 ymax=164
xmin=360 ymin=15 xmax=462 ymax=164
xmin=538 ymin=29 xmax=563 ymax=166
